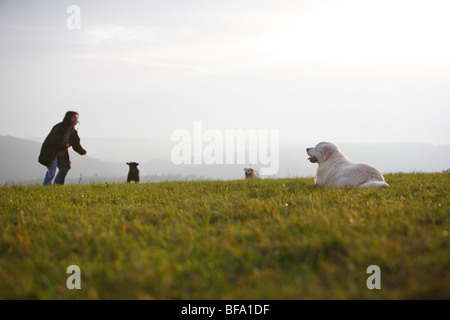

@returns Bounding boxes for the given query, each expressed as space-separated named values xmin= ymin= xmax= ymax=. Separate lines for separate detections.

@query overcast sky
xmin=1 ymin=0 xmax=449 ymax=145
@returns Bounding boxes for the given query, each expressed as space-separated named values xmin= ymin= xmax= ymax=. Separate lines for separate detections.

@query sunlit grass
xmin=0 ymin=172 xmax=448 ymax=299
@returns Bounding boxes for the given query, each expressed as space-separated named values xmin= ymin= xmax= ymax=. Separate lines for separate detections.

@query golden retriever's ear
xmin=321 ymin=145 xmax=333 ymax=161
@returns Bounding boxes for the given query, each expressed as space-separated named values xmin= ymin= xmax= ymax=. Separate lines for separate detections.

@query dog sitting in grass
xmin=126 ymin=162 xmax=140 ymax=183
xmin=244 ymin=168 xmax=260 ymax=179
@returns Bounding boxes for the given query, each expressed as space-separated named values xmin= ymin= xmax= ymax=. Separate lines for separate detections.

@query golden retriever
xmin=306 ymin=142 xmax=388 ymax=189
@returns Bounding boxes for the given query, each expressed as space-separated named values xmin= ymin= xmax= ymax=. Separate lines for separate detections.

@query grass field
xmin=0 ymin=172 xmax=448 ymax=299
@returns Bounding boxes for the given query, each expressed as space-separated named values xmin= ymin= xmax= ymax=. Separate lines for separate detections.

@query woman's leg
xmin=43 ymin=158 xmax=57 ymax=185
xmin=54 ymin=157 xmax=70 ymax=185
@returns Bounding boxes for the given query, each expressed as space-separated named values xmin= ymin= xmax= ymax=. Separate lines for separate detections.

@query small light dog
xmin=244 ymin=168 xmax=260 ymax=179
xmin=306 ymin=142 xmax=388 ymax=189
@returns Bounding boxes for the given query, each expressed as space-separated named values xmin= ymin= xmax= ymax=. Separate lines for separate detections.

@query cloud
xmin=236 ymin=0 xmax=450 ymax=65
xmin=79 ymin=24 xmax=158 ymax=45
xmin=73 ymin=52 xmax=215 ymax=74
xmin=69 ymin=23 xmax=255 ymax=74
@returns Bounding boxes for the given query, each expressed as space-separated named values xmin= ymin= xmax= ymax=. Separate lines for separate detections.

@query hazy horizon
xmin=1 ymin=0 xmax=450 ymax=150
xmin=1 ymin=135 xmax=449 ymax=185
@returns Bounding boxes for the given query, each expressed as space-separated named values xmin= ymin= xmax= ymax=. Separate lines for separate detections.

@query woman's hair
xmin=62 ymin=111 xmax=79 ymax=127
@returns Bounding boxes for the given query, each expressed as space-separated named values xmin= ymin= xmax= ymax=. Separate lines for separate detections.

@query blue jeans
xmin=43 ymin=159 xmax=57 ymax=185
xmin=43 ymin=157 xmax=70 ymax=185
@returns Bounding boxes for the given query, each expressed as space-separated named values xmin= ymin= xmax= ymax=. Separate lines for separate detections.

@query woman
xmin=39 ymin=111 xmax=87 ymax=185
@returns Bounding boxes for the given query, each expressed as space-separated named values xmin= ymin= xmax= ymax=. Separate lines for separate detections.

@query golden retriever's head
xmin=244 ymin=168 xmax=255 ymax=175
xmin=306 ymin=142 xmax=338 ymax=163
xmin=244 ymin=168 xmax=260 ymax=179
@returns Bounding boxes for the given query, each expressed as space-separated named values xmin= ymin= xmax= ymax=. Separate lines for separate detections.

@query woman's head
xmin=62 ymin=111 xmax=79 ymax=128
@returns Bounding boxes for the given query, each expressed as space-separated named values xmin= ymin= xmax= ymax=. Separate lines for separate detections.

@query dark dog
xmin=126 ymin=162 xmax=140 ymax=183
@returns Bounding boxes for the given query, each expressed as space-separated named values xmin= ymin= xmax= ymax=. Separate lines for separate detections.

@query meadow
xmin=0 ymin=172 xmax=448 ymax=299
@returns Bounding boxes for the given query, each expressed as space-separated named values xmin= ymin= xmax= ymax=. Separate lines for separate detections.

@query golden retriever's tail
xmin=360 ymin=180 xmax=389 ymax=189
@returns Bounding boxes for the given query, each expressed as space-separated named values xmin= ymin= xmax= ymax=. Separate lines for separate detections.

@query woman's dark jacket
xmin=38 ymin=122 xmax=87 ymax=169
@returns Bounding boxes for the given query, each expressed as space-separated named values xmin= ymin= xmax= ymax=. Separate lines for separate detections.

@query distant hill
xmin=0 ymin=135 xmax=122 ymax=185
xmin=0 ymin=135 xmax=202 ymax=185
xmin=0 ymin=135 xmax=449 ymax=185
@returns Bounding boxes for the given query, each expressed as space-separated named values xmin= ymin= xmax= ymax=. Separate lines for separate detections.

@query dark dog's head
xmin=126 ymin=162 xmax=139 ymax=169
xmin=127 ymin=162 xmax=139 ymax=175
